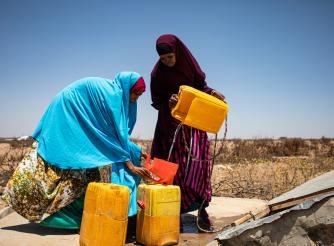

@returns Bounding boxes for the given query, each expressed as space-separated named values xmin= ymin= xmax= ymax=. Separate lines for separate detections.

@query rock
xmin=218 ymin=196 xmax=334 ymax=246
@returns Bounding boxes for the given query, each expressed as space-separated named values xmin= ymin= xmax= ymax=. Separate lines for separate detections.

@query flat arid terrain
xmin=0 ymin=137 xmax=333 ymax=245
xmin=1 ymin=137 xmax=333 ymax=210
xmin=133 ymin=137 xmax=334 ymax=200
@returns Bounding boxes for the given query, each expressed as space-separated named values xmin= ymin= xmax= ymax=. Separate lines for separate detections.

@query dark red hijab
xmin=151 ymin=34 xmax=207 ymax=110
xmin=150 ymin=34 xmax=213 ymax=159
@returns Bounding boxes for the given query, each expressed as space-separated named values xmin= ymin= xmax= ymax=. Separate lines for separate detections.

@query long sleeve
xmin=150 ymin=75 xmax=164 ymax=110
xmin=128 ymin=141 xmax=141 ymax=166
xmin=202 ymin=81 xmax=214 ymax=94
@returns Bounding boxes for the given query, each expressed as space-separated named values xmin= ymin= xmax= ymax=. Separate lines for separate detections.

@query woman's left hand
xmin=168 ymin=94 xmax=179 ymax=109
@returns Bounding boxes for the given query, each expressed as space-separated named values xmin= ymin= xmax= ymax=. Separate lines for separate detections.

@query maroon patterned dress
xmin=150 ymin=34 xmax=214 ymax=213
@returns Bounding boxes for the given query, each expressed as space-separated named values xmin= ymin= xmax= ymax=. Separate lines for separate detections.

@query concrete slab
xmin=189 ymin=196 xmax=268 ymax=217
xmin=0 ymin=196 xmax=267 ymax=246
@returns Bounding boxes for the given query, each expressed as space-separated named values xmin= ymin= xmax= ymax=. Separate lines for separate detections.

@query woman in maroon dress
xmin=150 ymin=34 xmax=225 ymax=227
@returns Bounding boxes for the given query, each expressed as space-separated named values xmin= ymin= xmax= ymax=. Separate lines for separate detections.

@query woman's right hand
xmin=125 ymin=161 xmax=151 ymax=180
xmin=168 ymin=94 xmax=179 ymax=109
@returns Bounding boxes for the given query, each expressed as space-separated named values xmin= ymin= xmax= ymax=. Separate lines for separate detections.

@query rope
xmin=167 ymin=123 xmax=182 ymax=162
xmin=166 ymin=117 xmax=229 ymax=233
xmin=181 ymin=117 xmax=228 ymax=163
xmin=184 ymin=127 xmax=193 ymax=182
xmin=196 ymin=117 xmax=229 ymax=233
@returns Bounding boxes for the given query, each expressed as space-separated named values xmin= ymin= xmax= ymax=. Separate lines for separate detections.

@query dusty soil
xmin=1 ymin=139 xmax=334 ymax=202
xmin=1 ymin=138 xmax=332 ymax=245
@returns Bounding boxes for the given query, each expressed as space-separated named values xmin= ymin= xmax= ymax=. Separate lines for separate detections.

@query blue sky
xmin=1 ymin=0 xmax=333 ymax=139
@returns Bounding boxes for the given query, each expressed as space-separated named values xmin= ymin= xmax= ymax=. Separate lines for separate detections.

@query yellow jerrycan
xmin=136 ymin=184 xmax=181 ymax=246
xmin=80 ymin=182 xmax=130 ymax=246
xmin=171 ymin=85 xmax=228 ymax=133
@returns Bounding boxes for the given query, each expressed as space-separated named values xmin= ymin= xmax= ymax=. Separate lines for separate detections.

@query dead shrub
xmin=211 ymin=157 xmax=334 ymax=200
xmin=0 ymin=145 xmax=29 ymax=187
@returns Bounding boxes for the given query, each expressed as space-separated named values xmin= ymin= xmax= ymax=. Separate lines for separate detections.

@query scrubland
xmin=1 ymin=137 xmax=333 ymax=208
xmin=134 ymin=137 xmax=334 ymax=200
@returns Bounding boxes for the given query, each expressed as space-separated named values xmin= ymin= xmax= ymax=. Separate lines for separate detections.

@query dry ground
xmin=1 ymin=138 xmax=334 ymax=207
xmin=211 ymin=157 xmax=334 ymax=200
xmin=134 ymin=138 xmax=334 ymax=200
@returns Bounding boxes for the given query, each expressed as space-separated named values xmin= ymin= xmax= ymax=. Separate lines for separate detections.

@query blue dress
xmin=32 ymin=72 xmax=143 ymax=228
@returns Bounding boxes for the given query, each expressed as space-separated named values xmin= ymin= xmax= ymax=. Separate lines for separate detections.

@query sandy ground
xmin=0 ymin=196 xmax=267 ymax=246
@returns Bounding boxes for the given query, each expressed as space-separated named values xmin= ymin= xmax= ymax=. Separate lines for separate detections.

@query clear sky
xmin=1 ymin=0 xmax=333 ymax=139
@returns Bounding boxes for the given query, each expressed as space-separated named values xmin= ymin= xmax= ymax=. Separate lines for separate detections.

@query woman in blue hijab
xmin=2 ymin=71 xmax=151 ymax=229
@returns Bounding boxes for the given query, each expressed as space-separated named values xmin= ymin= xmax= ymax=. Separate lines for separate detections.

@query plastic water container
xmin=144 ymin=155 xmax=179 ymax=185
xmin=171 ymin=85 xmax=229 ymax=133
xmin=136 ymin=184 xmax=181 ymax=246
xmin=79 ymin=182 xmax=130 ymax=246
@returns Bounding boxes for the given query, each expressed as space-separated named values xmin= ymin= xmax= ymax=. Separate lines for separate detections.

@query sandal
xmin=197 ymin=208 xmax=214 ymax=232
xmin=199 ymin=208 xmax=213 ymax=226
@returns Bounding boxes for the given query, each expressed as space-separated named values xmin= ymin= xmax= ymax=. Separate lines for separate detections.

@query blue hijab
xmin=32 ymin=72 xmax=143 ymax=216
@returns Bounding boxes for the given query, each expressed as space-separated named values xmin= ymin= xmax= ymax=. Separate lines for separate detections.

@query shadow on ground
xmin=1 ymin=222 xmax=78 ymax=236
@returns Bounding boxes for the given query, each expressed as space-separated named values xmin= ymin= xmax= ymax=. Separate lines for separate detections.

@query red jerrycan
xmin=144 ymin=156 xmax=179 ymax=185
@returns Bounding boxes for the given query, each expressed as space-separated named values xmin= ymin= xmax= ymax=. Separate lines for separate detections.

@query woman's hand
xmin=211 ymin=90 xmax=226 ymax=102
xmin=140 ymin=150 xmax=148 ymax=160
xmin=168 ymin=94 xmax=179 ymax=109
xmin=125 ymin=160 xmax=151 ymax=180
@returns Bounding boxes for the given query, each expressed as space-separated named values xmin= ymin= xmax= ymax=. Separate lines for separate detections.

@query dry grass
xmin=208 ymin=138 xmax=334 ymax=200
xmin=0 ymin=137 xmax=333 ymax=202
xmin=211 ymin=157 xmax=334 ymax=200
xmin=211 ymin=137 xmax=334 ymax=163
xmin=0 ymin=143 xmax=30 ymax=187
xmin=134 ymin=137 xmax=334 ymax=200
